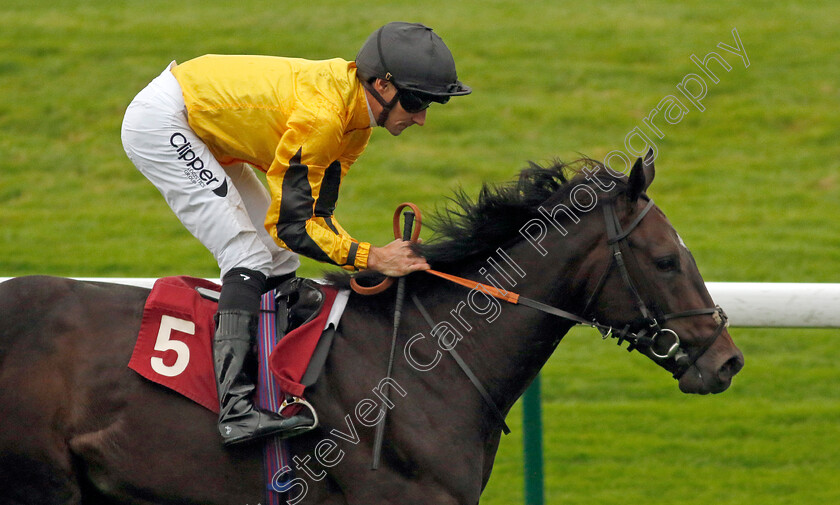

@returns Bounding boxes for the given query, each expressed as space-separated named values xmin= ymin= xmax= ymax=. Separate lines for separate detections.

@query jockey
xmin=121 ymin=22 xmax=470 ymax=446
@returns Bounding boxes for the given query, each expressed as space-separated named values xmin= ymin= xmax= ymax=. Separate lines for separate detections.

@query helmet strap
xmin=362 ymin=79 xmax=400 ymax=127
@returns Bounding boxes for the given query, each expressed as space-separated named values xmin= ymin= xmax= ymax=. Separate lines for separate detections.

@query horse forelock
xmin=419 ymin=158 xmax=629 ymax=266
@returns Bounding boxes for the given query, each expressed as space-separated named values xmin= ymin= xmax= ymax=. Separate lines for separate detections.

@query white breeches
xmin=120 ymin=62 xmax=299 ymax=278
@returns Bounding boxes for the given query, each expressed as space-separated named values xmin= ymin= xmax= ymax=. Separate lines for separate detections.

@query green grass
xmin=1 ymin=1 xmax=839 ymax=503
xmin=490 ymin=326 xmax=840 ymax=505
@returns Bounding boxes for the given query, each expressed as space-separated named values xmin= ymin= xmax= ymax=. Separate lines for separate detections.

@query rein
xmin=352 ymin=199 xmax=728 ymax=435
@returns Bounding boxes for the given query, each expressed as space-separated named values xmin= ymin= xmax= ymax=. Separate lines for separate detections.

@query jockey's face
xmin=369 ymin=79 xmax=427 ymax=136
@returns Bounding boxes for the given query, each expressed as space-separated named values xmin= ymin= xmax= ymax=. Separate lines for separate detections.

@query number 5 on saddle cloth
xmin=128 ymin=275 xmax=347 ymax=421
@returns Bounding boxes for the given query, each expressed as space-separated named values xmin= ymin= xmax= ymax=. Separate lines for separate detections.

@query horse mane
xmin=418 ymin=158 xmax=626 ymax=266
xmin=324 ymin=158 xmax=626 ymax=288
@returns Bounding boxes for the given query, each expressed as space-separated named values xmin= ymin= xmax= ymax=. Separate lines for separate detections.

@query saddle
xmin=276 ymin=277 xmax=327 ymax=342
xmin=269 ymin=277 xmax=341 ymax=395
xmin=198 ymin=276 xmax=327 ymax=335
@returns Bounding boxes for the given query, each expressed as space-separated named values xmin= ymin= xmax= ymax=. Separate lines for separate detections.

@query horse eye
xmin=654 ymin=256 xmax=679 ymax=272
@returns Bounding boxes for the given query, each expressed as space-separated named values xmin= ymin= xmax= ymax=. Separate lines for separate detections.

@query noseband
xmin=580 ymin=198 xmax=729 ymax=379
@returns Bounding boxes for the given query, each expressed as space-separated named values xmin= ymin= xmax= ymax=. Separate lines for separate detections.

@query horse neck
xmin=414 ymin=225 xmax=598 ymax=415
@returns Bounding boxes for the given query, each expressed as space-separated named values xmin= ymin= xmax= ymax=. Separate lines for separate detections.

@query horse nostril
xmin=718 ymin=354 xmax=744 ymax=381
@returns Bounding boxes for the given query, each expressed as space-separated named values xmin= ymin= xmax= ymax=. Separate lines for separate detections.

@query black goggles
xmin=397 ymin=89 xmax=447 ymax=113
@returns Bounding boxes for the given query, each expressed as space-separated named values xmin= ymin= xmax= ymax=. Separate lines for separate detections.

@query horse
xmin=0 ymin=152 xmax=743 ymax=505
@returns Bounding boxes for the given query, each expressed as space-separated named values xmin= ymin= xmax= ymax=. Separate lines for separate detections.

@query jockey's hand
xmin=367 ymin=239 xmax=430 ymax=277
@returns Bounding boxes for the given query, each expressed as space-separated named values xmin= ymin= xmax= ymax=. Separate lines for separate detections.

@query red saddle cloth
xmin=128 ymin=276 xmax=335 ymax=411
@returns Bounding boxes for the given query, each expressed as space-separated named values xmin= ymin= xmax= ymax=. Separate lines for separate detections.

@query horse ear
xmin=627 ymin=148 xmax=655 ymax=201
xmin=642 ymin=148 xmax=655 ymax=188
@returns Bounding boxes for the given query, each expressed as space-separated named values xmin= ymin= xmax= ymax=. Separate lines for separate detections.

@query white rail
xmin=706 ymin=282 xmax=840 ymax=328
xmin=0 ymin=278 xmax=838 ymax=328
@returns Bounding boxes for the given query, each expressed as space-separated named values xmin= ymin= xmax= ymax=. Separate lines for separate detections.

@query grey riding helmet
xmin=356 ymin=22 xmax=471 ymax=103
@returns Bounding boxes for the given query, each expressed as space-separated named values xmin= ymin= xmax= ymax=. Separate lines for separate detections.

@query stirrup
xmin=279 ymin=396 xmax=319 ymax=431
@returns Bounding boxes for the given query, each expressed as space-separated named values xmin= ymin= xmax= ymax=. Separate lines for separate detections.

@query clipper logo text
xmin=169 ymin=132 xmax=228 ymax=197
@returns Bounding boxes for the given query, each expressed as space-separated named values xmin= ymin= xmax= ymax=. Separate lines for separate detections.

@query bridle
xmin=352 ymin=198 xmax=730 ymax=437
xmin=415 ymin=198 xmax=728 ymax=379
xmin=576 ymin=197 xmax=729 ymax=379
xmin=354 ymin=199 xmax=729 ymax=377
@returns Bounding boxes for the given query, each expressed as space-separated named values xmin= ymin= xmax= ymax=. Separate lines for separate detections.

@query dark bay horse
xmin=0 ymin=154 xmax=743 ymax=505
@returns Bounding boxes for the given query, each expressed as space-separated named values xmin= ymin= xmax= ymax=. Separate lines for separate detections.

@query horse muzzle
xmin=677 ymin=332 xmax=744 ymax=394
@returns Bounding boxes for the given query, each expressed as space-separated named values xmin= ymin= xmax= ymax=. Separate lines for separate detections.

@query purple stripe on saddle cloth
xmin=257 ymin=290 xmax=295 ymax=505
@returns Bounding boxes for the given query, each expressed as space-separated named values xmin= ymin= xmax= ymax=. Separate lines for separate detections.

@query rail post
xmin=522 ymin=374 xmax=544 ymax=505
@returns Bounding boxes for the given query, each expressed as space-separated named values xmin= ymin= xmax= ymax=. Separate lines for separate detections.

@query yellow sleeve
xmin=265 ymin=106 xmax=370 ymax=270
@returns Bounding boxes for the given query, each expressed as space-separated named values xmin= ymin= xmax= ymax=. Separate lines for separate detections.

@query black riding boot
xmin=213 ymin=303 xmax=313 ymax=445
